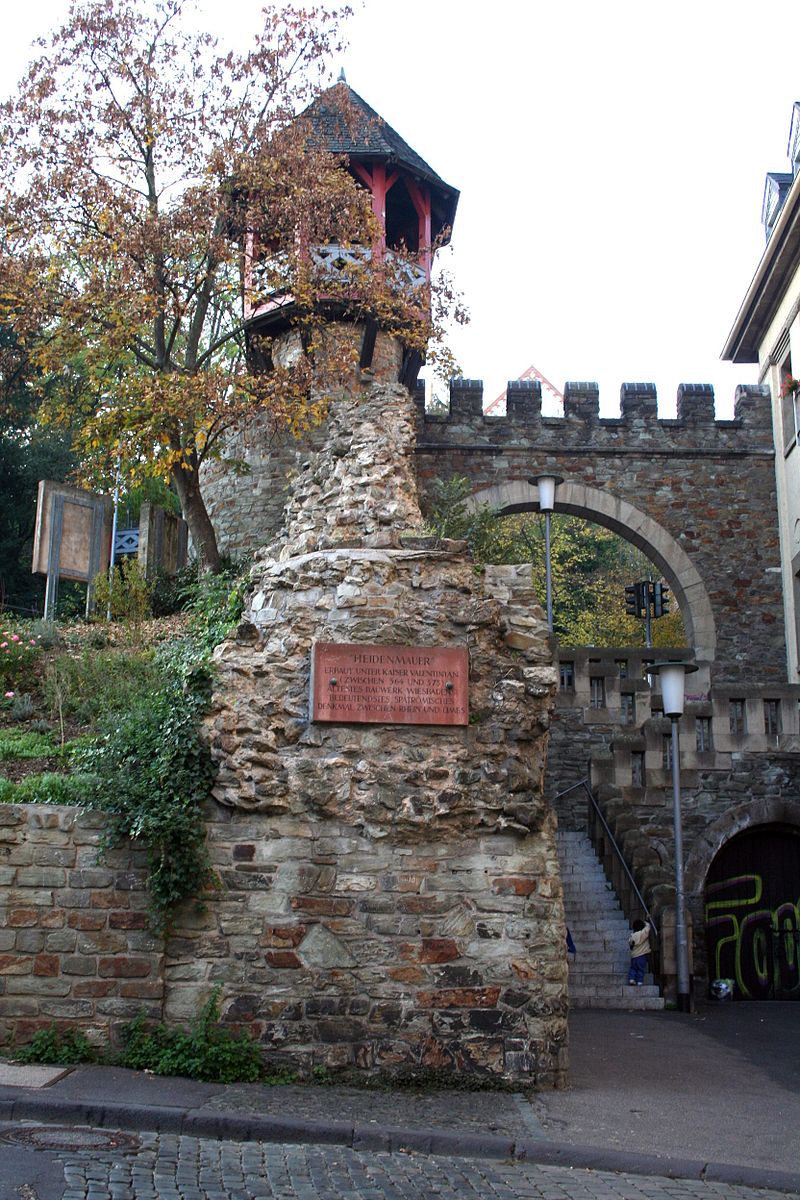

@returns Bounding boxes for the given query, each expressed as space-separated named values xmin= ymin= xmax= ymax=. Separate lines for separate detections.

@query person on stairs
xmin=628 ymin=918 xmax=651 ymax=986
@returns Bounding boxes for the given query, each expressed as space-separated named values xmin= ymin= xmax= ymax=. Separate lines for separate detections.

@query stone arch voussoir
xmin=466 ymin=479 xmax=716 ymax=667
xmin=685 ymin=798 xmax=800 ymax=898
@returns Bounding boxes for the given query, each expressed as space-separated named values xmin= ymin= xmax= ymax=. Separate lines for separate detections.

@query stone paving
xmin=47 ymin=1133 xmax=799 ymax=1200
xmin=205 ymin=1082 xmax=545 ymax=1138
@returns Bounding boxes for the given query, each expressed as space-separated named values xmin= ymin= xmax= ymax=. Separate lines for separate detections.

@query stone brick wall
xmin=586 ymin=688 xmax=800 ymax=998
xmin=414 ymin=379 xmax=783 ymax=683
xmin=166 ymin=806 xmax=567 ymax=1084
xmin=0 ymin=806 xmax=162 ymax=1048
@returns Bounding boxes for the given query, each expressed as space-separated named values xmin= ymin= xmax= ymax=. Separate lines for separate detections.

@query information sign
xmin=311 ymin=642 xmax=469 ymax=726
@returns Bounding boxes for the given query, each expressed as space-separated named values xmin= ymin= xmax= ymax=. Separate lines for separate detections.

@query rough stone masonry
xmin=190 ymin=325 xmax=567 ymax=1084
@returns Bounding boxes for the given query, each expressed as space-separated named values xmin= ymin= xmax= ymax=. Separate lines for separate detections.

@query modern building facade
xmin=723 ymin=101 xmax=800 ymax=680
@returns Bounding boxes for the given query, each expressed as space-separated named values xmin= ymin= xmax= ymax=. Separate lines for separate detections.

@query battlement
xmin=415 ymin=379 xmax=773 ymax=451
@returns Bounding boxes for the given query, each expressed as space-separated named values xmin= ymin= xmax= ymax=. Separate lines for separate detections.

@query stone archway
xmin=465 ymin=479 xmax=717 ymax=668
xmin=685 ymin=798 xmax=800 ymax=898
xmin=686 ymin=801 xmax=800 ymax=1000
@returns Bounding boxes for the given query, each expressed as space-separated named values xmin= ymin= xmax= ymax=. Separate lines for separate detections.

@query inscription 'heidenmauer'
xmin=311 ymin=642 xmax=469 ymax=726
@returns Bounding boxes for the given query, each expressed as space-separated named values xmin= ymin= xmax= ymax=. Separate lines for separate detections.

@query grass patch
xmin=0 ymin=729 xmax=58 ymax=759
xmin=0 ymin=772 xmax=95 ymax=805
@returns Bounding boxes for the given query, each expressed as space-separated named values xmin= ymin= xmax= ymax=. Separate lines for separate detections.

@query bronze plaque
xmin=312 ymin=643 xmax=469 ymax=726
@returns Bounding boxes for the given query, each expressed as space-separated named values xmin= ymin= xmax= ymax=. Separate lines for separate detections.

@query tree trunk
xmin=171 ymin=464 xmax=221 ymax=573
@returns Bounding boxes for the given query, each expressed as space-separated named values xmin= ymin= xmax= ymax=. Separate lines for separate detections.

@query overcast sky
xmin=3 ymin=0 xmax=798 ymax=417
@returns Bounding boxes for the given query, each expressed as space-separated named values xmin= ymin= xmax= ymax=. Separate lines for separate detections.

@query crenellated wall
xmin=414 ymin=379 xmax=783 ymax=683
xmin=415 ymin=378 xmax=771 ymax=443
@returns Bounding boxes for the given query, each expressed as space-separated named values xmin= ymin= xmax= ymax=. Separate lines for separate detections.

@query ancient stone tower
xmin=176 ymin=86 xmax=568 ymax=1083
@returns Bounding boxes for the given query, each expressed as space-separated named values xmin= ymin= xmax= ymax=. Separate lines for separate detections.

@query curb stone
xmin=1 ymin=1095 xmax=798 ymax=1195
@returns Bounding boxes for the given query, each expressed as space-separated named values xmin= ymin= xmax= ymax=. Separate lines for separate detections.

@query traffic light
xmin=624 ymin=584 xmax=640 ymax=616
xmin=654 ymin=581 xmax=670 ymax=618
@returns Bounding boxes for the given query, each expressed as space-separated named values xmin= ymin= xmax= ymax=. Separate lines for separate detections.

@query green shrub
xmin=77 ymin=652 xmax=215 ymax=932
xmin=10 ymin=692 xmax=35 ymax=720
xmin=150 ymin=561 xmax=200 ymax=617
xmin=120 ymin=986 xmax=263 ymax=1083
xmin=26 ymin=620 xmax=61 ymax=650
xmin=92 ymin=559 xmax=153 ymax=625
xmin=43 ymin=648 xmax=164 ymax=725
xmin=15 ymin=1025 xmax=97 ymax=1066
xmin=182 ymin=559 xmax=250 ymax=652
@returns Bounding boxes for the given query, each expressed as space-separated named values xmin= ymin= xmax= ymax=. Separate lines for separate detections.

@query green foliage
xmin=0 ymin=728 xmax=57 ymax=759
xmin=0 ymin=395 xmax=76 ymax=616
xmin=9 ymin=692 xmax=35 ymax=719
xmin=119 ymin=987 xmax=263 ymax=1083
xmin=182 ymin=560 xmax=250 ymax=653
xmin=77 ymin=647 xmax=216 ymax=933
xmin=422 ymin=475 xmax=499 ymax=553
xmin=92 ymin=559 xmax=154 ymax=626
xmin=15 ymin=1025 xmax=97 ymax=1066
xmin=424 ymin=475 xmax=687 ymax=648
xmin=26 ymin=620 xmax=61 ymax=650
xmin=42 ymin=648 xmax=163 ymax=725
xmin=150 ymin=561 xmax=199 ymax=617
xmin=0 ymin=772 xmax=95 ymax=806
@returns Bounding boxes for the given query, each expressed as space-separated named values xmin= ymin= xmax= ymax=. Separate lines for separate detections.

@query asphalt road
xmin=534 ymin=1004 xmax=800 ymax=1176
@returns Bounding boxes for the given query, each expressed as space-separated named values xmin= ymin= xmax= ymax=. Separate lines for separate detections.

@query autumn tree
xmin=0 ymin=0 xmax=455 ymax=571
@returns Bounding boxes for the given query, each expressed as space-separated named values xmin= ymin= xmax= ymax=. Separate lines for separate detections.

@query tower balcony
xmin=243 ymin=243 xmax=428 ymax=326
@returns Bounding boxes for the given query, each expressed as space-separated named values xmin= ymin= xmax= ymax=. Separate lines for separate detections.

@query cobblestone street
xmin=49 ymin=1133 xmax=799 ymax=1200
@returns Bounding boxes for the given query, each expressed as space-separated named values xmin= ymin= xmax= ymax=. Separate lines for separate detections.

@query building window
xmin=696 ymin=717 xmax=713 ymax=753
xmin=642 ymin=659 xmax=654 ymax=679
xmin=780 ymin=355 xmax=799 ymax=449
xmin=729 ymin=699 xmax=747 ymax=737
xmin=620 ymin=693 xmax=635 ymax=725
xmin=631 ymin=751 xmax=645 ymax=787
xmin=559 ymin=662 xmax=575 ymax=691
xmin=764 ymin=699 xmax=782 ymax=737
xmin=616 ymin=659 xmax=628 ymax=679
xmin=590 ymin=677 xmax=606 ymax=708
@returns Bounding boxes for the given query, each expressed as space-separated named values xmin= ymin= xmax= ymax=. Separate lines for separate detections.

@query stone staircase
xmin=558 ymin=830 xmax=664 ymax=1010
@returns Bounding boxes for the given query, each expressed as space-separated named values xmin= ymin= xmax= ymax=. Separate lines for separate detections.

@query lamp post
xmin=648 ymin=660 xmax=698 ymax=1013
xmin=529 ymin=474 xmax=563 ymax=631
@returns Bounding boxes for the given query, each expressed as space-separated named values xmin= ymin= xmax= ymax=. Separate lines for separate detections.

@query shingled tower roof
xmin=302 ymin=81 xmax=459 ymax=239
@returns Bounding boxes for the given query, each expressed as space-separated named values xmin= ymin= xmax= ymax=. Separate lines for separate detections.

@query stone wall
xmin=197 ymin=328 xmax=567 ymax=1084
xmin=0 ymin=806 xmax=161 ymax=1048
xmin=414 ymin=379 xmax=783 ymax=683
xmin=166 ymin=803 xmax=566 ymax=1083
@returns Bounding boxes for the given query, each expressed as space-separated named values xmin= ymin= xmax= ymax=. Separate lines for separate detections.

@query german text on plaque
xmin=311 ymin=643 xmax=469 ymax=726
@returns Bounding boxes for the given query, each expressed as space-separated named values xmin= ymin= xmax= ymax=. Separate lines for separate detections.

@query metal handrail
xmin=555 ymin=778 xmax=658 ymax=941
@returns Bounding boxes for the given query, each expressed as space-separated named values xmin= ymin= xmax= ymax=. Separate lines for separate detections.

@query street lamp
xmin=648 ymin=660 xmax=698 ymax=1013
xmin=529 ymin=474 xmax=563 ymax=630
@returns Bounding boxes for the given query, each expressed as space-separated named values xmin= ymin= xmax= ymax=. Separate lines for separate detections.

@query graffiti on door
xmin=704 ymin=828 xmax=800 ymax=1000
